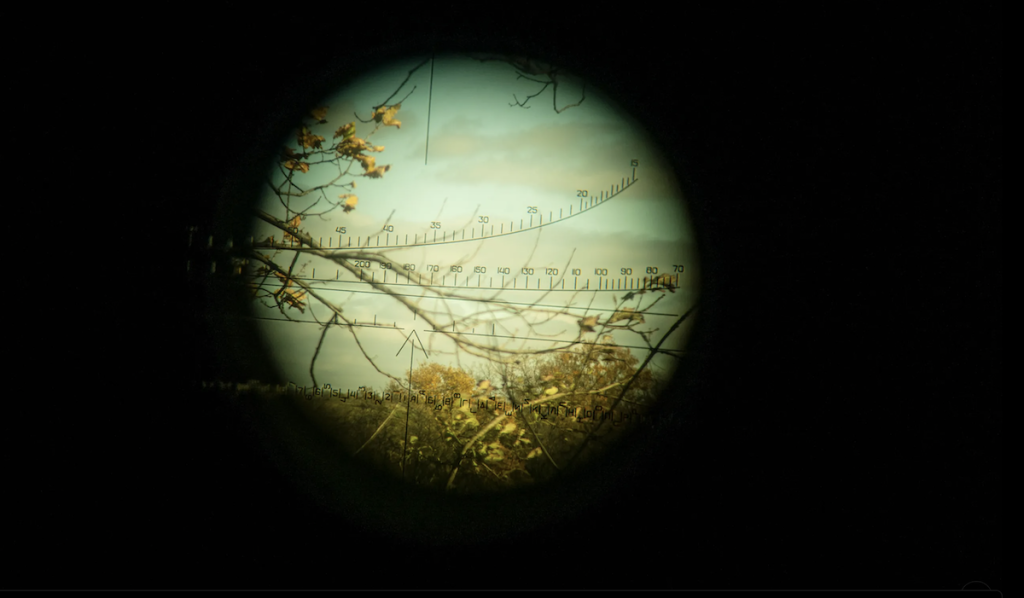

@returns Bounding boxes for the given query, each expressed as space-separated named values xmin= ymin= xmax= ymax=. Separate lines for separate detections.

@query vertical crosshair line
xmin=425 ymin=53 xmax=435 ymax=165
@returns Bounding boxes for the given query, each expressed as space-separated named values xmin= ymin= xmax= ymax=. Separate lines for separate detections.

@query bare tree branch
xmin=467 ymin=53 xmax=586 ymax=113
xmin=562 ymin=303 xmax=699 ymax=470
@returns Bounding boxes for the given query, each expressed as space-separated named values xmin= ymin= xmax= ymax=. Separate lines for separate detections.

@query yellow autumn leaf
xmin=577 ymin=315 xmax=599 ymax=333
xmin=334 ymin=122 xmax=355 ymax=139
xmin=356 ymin=155 xmax=375 ymax=171
xmin=607 ymin=307 xmax=645 ymax=325
xmin=310 ymin=106 xmax=329 ymax=123
xmin=363 ymin=163 xmax=390 ymax=178
xmin=283 ymin=160 xmax=309 ymax=173
xmin=353 ymin=154 xmax=390 ymax=178
xmin=282 ymin=288 xmax=307 ymax=313
xmin=296 ymin=126 xmax=325 ymax=149
xmin=336 ymin=136 xmax=369 ymax=157
xmin=372 ymin=103 xmax=402 ymax=128
xmin=339 ymin=194 xmax=358 ymax=213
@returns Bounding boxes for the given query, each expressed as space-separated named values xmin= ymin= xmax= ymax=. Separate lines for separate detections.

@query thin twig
xmin=354 ymin=404 xmax=402 ymax=455
xmin=562 ymin=303 xmax=699 ymax=471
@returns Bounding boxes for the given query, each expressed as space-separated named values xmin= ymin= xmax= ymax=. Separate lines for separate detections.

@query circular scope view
xmin=222 ymin=53 xmax=699 ymax=493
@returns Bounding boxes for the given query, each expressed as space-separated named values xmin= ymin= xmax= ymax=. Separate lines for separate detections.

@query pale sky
xmin=247 ymin=54 xmax=700 ymax=393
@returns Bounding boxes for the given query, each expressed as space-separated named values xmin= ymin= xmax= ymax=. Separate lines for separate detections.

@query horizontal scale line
xmin=425 ymin=330 xmax=684 ymax=353
xmin=249 ymin=284 xmax=680 ymax=316
xmin=221 ymin=314 xmax=404 ymax=328
xmin=253 ymin=177 xmax=638 ymax=252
